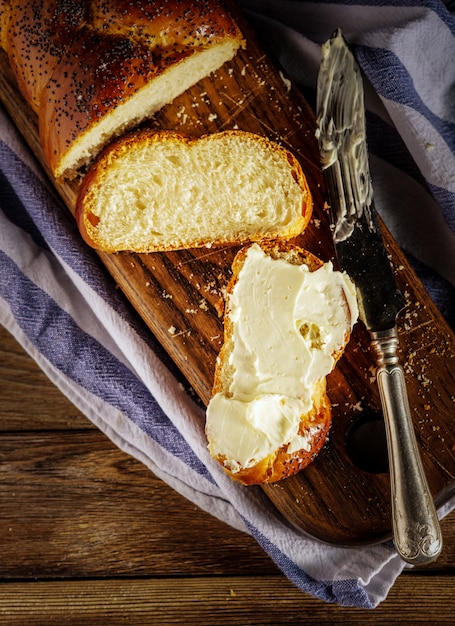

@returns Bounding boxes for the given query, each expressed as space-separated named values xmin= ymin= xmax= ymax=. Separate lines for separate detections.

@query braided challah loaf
xmin=0 ymin=0 xmax=244 ymax=179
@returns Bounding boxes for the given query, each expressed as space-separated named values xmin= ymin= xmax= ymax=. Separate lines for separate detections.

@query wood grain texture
xmin=1 ymin=325 xmax=455 ymax=624
xmin=0 ymin=576 xmax=455 ymax=625
xmin=1 ymin=3 xmax=454 ymax=547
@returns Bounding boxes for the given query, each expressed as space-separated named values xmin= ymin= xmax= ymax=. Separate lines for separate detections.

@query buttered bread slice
xmin=205 ymin=241 xmax=359 ymax=485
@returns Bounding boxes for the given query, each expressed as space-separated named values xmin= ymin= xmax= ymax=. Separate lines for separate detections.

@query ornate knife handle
xmin=370 ymin=327 xmax=442 ymax=565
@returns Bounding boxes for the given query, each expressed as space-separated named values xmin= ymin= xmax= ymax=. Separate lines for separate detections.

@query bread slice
xmin=205 ymin=241 xmax=358 ymax=485
xmin=75 ymin=129 xmax=313 ymax=252
xmin=1 ymin=0 xmax=244 ymax=178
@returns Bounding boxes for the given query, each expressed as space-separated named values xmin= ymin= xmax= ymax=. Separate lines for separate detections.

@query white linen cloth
xmin=1 ymin=0 xmax=454 ymax=608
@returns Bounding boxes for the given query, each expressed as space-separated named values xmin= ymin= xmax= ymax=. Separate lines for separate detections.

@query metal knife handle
xmin=370 ymin=327 xmax=442 ymax=565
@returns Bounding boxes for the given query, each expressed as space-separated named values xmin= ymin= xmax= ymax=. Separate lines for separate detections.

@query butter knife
xmin=316 ymin=29 xmax=442 ymax=564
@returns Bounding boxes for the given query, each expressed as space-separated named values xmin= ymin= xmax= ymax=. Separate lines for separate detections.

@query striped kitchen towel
xmin=1 ymin=0 xmax=454 ymax=609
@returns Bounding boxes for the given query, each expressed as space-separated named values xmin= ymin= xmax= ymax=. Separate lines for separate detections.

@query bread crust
xmin=207 ymin=241 xmax=353 ymax=485
xmin=75 ymin=129 xmax=313 ymax=252
xmin=1 ymin=0 xmax=244 ymax=178
xmin=2 ymin=1 xmax=87 ymax=113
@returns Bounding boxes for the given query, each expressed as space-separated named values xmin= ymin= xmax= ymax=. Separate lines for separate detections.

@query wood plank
xmin=0 ymin=575 xmax=454 ymax=625
xmin=0 ymin=430 xmax=276 ymax=578
xmin=0 ymin=433 xmax=453 ymax=574
xmin=1 ymin=3 xmax=454 ymax=547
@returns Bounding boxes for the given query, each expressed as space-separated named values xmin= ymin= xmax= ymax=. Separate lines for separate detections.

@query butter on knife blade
xmin=316 ymin=28 xmax=442 ymax=565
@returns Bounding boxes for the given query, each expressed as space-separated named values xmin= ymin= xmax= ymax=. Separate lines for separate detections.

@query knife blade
xmin=316 ymin=29 xmax=442 ymax=564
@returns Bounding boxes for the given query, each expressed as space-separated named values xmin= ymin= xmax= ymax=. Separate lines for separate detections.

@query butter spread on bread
xmin=0 ymin=0 xmax=244 ymax=179
xmin=75 ymin=129 xmax=312 ymax=252
xmin=206 ymin=242 xmax=358 ymax=485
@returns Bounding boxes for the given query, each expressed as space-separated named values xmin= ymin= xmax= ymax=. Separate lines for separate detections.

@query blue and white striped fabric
xmin=1 ymin=0 xmax=454 ymax=609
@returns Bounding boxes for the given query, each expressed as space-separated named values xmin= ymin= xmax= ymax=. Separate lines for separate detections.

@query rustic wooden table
xmin=1 ymin=323 xmax=454 ymax=625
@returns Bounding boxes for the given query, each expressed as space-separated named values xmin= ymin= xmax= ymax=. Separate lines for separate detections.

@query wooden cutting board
xmin=1 ymin=4 xmax=455 ymax=547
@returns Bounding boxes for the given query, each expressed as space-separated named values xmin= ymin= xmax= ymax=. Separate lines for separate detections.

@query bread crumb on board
xmin=279 ymin=71 xmax=291 ymax=92
xmin=168 ymin=326 xmax=191 ymax=339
